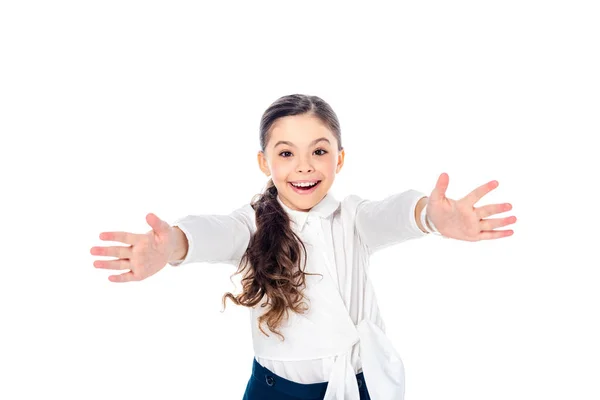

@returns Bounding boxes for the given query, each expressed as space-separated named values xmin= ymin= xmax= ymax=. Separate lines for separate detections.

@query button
xmin=265 ymin=375 xmax=275 ymax=386
xmin=357 ymin=378 xmax=363 ymax=388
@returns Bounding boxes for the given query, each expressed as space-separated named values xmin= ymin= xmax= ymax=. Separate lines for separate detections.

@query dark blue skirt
xmin=242 ymin=357 xmax=371 ymax=400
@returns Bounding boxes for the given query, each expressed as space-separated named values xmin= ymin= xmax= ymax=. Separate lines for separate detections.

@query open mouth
xmin=289 ymin=180 xmax=322 ymax=193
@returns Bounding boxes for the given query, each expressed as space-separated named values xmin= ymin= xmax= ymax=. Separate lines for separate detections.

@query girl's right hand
xmin=90 ymin=213 xmax=177 ymax=283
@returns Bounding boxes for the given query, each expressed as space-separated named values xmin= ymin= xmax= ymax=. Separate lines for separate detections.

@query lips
xmin=289 ymin=180 xmax=321 ymax=194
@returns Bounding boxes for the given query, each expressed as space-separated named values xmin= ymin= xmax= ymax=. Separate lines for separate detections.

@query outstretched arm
xmin=355 ymin=189 xmax=429 ymax=255
xmin=168 ymin=204 xmax=254 ymax=267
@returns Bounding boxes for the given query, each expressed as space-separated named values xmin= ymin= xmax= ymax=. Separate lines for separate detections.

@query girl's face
xmin=258 ymin=114 xmax=345 ymax=212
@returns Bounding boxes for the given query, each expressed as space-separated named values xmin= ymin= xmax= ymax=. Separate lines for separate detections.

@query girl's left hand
xmin=426 ymin=173 xmax=517 ymax=241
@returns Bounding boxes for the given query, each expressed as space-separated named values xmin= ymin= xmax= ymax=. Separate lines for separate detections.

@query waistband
xmin=251 ymin=357 xmax=366 ymax=399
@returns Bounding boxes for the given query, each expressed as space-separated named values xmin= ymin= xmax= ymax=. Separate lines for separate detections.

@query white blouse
xmin=169 ymin=189 xmax=430 ymax=400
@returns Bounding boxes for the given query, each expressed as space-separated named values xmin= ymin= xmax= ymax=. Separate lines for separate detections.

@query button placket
xmin=306 ymin=217 xmax=340 ymax=291
xmin=306 ymin=217 xmax=324 ymax=244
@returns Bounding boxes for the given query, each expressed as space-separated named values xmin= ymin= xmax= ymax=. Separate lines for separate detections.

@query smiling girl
xmin=91 ymin=94 xmax=516 ymax=400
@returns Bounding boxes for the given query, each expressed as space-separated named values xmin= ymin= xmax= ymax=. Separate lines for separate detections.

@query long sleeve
xmin=168 ymin=203 xmax=255 ymax=267
xmin=354 ymin=189 xmax=428 ymax=255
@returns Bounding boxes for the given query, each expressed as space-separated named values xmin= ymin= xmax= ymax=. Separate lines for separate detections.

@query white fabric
xmin=169 ymin=189 xmax=429 ymax=399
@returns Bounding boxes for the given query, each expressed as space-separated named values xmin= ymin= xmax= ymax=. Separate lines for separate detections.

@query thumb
xmin=430 ymin=172 xmax=449 ymax=202
xmin=146 ymin=213 xmax=171 ymax=235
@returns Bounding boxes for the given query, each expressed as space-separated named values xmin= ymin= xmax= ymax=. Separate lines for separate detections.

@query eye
xmin=278 ymin=149 xmax=328 ymax=158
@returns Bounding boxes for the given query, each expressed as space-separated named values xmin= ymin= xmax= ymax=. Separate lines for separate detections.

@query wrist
xmin=415 ymin=196 xmax=429 ymax=233
xmin=420 ymin=204 xmax=442 ymax=236
xmin=168 ymin=226 xmax=189 ymax=262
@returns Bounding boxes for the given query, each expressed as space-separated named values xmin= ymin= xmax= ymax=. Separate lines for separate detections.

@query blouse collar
xmin=276 ymin=191 xmax=340 ymax=231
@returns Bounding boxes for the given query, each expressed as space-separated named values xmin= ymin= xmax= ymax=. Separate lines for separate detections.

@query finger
xmin=478 ymin=229 xmax=514 ymax=240
xmin=464 ymin=180 xmax=498 ymax=206
xmin=99 ymin=231 xmax=140 ymax=245
xmin=430 ymin=172 xmax=449 ymax=202
xmin=480 ymin=216 xmax=517 ymax=231
xmin=93 ymin=259 xmax=131 ymax=270
xmin=476 ymin=202 xmax=512 ymax=219
xmin=146 ymin=213 xmax=171 ymax=235
xmin=109 ymin=271 xmax=137 ymax=283
xmin=90 ymin=245 xmax=133 ymax=259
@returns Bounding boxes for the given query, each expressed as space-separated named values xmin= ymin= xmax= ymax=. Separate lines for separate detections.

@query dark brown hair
xmin=221 ymin=94 xmax=343 ymax=341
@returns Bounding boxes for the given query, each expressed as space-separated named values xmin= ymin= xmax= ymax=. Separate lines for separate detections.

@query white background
xmin=1 ymin=1 xmax=598 ymax=399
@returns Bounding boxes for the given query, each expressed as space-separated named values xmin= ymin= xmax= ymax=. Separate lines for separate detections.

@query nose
xmin=296 ymin=166 xmax=314 ymax=173
xmin=296 ymin=157 xmax=314 ymax=173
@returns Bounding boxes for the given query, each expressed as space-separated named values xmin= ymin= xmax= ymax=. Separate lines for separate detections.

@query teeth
xmin=292 ymin=181 xmax=318 ymax=187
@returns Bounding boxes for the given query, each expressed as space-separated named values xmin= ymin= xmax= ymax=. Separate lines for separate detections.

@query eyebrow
xmin=274 ymin=137 xmax=331 ymax=148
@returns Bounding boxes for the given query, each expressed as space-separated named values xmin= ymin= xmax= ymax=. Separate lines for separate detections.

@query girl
xmin=91 ymin=94 xmax=516 ymax=400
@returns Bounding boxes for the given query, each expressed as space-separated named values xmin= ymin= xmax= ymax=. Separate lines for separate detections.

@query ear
xmin=335 ymin=148 xmax=345 ymax=174
xmin=257 ymin=150 xmax=271 ymax=176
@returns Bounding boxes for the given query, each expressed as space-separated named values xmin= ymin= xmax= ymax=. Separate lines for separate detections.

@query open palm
xmin=426 ymin=173 xmax=516 ymax=241
xmin=90 ymin=213 xmax=176 ymax=282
